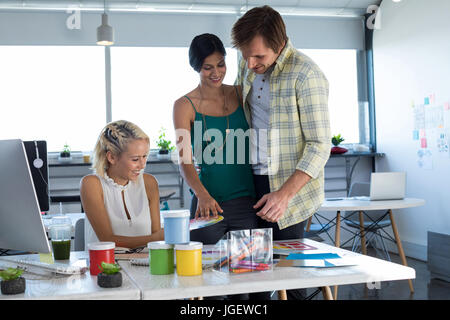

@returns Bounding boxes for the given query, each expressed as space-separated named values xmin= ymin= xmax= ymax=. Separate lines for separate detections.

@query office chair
xmin=305 ymin=214 xmax=334 ymax=242
xmin=343 ymin=182 xmax=391 ymax=261
xmin=74 ymin=218 xmax=85 ymax=251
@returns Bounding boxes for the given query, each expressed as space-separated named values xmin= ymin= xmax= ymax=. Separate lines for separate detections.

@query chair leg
xmin=306 ymin=216 xmax=312 ymax=232
xmin=335 ymin=211 xmax=341 ymax=247
xmin=358 ymin=211 xmax=367 ymax=255
xmin=351 ymin=232 xmax=359 ymax=252
xmin=378 ymin=230 xmax=391 ymax=261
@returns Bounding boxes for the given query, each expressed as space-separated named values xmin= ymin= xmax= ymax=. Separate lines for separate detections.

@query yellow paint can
xmin=175 ymin=242 xmax=203 ymax=276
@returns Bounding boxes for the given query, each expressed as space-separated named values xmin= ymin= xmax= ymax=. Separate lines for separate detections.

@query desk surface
xmin=49 ymin=155 xmax=176 ymax=167
xmin=320 ymin=198 xmax=425 ymax=211
xmin=329 ymin=151 xmax=384 ymax=158
xmin=0 ymin=252 xmax=141 ymax=300
xmin=118 ymin=239 xmax=415 ymax=300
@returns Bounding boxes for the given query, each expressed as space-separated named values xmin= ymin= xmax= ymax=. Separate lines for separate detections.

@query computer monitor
xmin=23 ymin=140 xmax=49 ymax=212
xmin=0 ymin=139 xmax=51 ymax=253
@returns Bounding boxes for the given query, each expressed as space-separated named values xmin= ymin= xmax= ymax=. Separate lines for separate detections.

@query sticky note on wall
xmin=429 ymin=93 xmax=435 ymax=105
xmin=421 ymin=138 xmax=427 ymax=148
xmin=413 ymin=130 xmax=419 ymax=140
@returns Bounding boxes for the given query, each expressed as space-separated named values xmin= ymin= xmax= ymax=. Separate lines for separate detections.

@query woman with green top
xmin=173 ymin=33 xmax=258 ymax=244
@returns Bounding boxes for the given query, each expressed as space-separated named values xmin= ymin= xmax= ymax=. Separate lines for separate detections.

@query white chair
xmin=343 ymin=182 xmax=391 ymax=261
xmin=74 ymin=218 xmax=85 ymax=251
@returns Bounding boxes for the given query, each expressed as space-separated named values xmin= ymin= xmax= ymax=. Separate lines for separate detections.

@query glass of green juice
xmin=49 ymin=216 xmax=72 ymax=260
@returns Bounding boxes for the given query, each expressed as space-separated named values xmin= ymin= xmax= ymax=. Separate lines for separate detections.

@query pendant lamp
xmin=97 ymin=0 xmax=114 ymax=45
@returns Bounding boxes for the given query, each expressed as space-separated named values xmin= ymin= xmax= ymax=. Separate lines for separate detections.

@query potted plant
xmin=331 ymin=134 xmax=348 ymax=154
xmin=156 ymin=128 xmax=175 ymax=159
xmin=58 ymin=143 xmax=72 ymax=162
xmin=97 ymin=262 xmax=122 ymax=288
xmin=0 ymin=268 xmax=26 ymax=295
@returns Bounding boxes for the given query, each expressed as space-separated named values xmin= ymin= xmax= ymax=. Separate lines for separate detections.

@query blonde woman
xmin=80 ymin=120 xmax=163 ymax=249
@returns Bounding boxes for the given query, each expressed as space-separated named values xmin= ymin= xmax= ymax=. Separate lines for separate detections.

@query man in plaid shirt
xmin=232 ymin=5 xmax=331 ymax=299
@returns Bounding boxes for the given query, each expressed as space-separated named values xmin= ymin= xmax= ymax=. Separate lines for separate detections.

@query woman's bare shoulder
xmin=80 ymin=174 xmax=102 ymax=190
xmin=143 ymin=173 xmax=158 ymax=189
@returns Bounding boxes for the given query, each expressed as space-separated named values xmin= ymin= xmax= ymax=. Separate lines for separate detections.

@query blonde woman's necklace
xmin=198 ymin=85 xmax=230 ymax=151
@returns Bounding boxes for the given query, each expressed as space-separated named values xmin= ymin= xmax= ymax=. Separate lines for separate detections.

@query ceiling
xmin=0 ymin=0 xmax=383 ymax=17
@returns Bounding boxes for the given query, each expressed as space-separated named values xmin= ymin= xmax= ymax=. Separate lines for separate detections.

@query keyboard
xmin=0 ymin=256 xmax=88 ymax=275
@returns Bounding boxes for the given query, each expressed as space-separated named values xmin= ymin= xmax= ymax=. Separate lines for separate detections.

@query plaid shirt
xmin=236 ymin=39 xmax=331 ymax=229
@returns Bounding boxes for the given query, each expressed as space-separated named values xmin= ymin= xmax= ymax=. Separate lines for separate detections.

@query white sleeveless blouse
xmin=85 ymin=172 xmax=152 ymax=248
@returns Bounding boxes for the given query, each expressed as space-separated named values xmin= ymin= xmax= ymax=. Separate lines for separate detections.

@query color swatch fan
xmin=189 ymin=215 xmax=224 ymax=230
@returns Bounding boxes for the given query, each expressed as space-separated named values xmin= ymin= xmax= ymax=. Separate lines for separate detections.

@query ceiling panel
xmin=0 ymin=0 xmax=383 ymax=15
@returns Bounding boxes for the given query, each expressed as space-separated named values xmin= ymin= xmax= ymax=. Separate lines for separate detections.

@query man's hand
xmin=254 ymin=190 xmax=289 ymax=222
xmin=254 ymin=170 xmax=312 ymax=223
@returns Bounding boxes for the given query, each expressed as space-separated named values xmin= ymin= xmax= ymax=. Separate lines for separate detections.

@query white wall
xmin=373 ymin=0 xmax=450 ymax=260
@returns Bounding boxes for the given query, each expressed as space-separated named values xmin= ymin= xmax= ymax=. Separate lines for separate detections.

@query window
xmin=0 ymin=46 xmax=365 ymax=152
xmin=301 ymin=49 xmax=361 ymax=144
xmin=110 ymin=47 xmax=238 ymax=146
xmin=0 ymin=46 xmax=106 ymax=152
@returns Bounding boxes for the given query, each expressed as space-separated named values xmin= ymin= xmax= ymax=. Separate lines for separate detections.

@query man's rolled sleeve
xmin=295 ymin=70 xmax=331 ymax=179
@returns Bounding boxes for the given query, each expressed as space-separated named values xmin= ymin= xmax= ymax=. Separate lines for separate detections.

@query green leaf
xmin=0 ymin=268 xmax=23 ymax=281
xmin=100 ymin=262 xmax=121 ymax=275
xmin=331 ymin=134 xmax=345 ymax=146
xmin=156 ymin=127 xmax=175 ymax=151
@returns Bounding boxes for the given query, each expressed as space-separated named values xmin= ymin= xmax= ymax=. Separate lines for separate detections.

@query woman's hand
xmin=195 ymin=192 xmax=223 ymax=220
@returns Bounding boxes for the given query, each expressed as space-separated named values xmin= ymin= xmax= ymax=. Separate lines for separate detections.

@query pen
xmin=217 ymin=239 xmax=256 ymax=268
xmin=234 ymin=261 xmax=270 ymax=267
xmin=213 ymin=256 xmax=229 ymax=268
xmin=230 ymin=264 xmax=270 ymax=271
xmin=230 ymin=241 xmax=257 ymax=265
xmin=230 ymin=268 xmax=253 ymax=274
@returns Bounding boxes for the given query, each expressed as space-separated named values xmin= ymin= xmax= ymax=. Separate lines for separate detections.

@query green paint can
xmin=147 ymin=241 xmax=174 ymax=275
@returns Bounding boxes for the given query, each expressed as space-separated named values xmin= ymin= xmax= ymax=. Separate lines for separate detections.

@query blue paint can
xmin=163 ymin=210 xmax=190 ymax=244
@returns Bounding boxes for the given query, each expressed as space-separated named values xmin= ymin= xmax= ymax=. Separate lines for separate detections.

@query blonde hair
xmin=92 ymin=120 xmax=149 ymax=177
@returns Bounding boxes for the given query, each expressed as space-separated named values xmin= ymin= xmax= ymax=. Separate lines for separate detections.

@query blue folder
xmin=286 ymin=253 xmax=341 ymax=260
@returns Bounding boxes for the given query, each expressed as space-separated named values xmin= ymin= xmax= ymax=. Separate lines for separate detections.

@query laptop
xmin=366 ymin=172 xmax=406 ymax=201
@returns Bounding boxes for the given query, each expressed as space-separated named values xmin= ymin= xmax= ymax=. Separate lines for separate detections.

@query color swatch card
xmin=273 ymin=240 xmax=317 ymax=255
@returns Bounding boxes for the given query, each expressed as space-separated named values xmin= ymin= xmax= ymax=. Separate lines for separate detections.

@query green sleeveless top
xmin=185 ymin=87 xmax=255 ymax=202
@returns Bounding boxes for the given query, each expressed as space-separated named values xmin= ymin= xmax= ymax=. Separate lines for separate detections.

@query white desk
xmin=118 ymin=239 xmax=415 ymax=300
xmin=0 ymin=252 xmax=141 ymax=300
xmin=320 ymin=198 xmax=425 ymax=212
xmin=318 ymin=198 xmax=425 ymax=294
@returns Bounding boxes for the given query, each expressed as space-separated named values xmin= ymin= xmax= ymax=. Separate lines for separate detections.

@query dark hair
xmin=231 ymin=5 xmax=287 ymax=53
xmin=189 ymin=33 xmax=226 ymax=72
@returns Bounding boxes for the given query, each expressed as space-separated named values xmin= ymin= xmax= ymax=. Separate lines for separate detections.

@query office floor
xmin=303 ymin=247 xmax=450 ymax=300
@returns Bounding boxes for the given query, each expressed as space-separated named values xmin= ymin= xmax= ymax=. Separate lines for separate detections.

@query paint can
xmin=88 ymin=242 xmax=115 ymax=276
xmin=175 ymin=242 xmax=203 ymax=276
xmin=163 ymin=210 xmax=190 ymax=244
xmin=148 ymin=241 xmax=174 ymax=275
